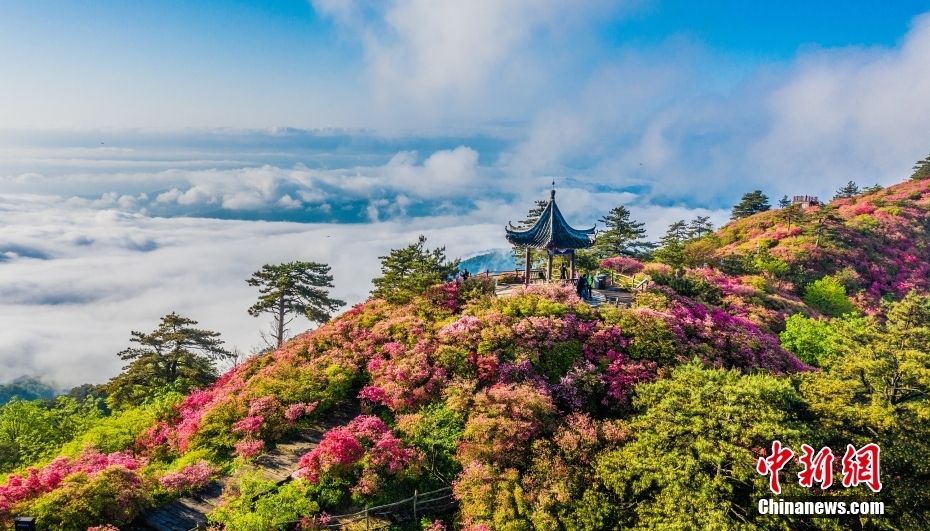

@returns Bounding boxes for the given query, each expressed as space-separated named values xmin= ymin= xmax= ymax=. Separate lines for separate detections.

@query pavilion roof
xmin=505 ymin=189 xmax=595 ymax=249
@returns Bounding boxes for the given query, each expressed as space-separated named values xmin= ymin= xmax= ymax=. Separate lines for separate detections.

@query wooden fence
xmin=287 ymin=487 xmax=455 ymax=529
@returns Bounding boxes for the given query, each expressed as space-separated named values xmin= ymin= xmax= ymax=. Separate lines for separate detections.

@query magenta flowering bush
xmin=423 ymin=281 xmax=462 ymax=312
xmin=285 ymin=401 xmax=318 ymax=422
xmin=232 ymin=415 xmax=264 ymax=435
xmin=512 ymin=315 xmax=582 ymax=353
xmin=602 ymin=353 xmax=658 ymax=406
xmin=664 ymin=298 xmax=809 ymax=373
xmin=359 ymin=341 xmax=447 ymax=412
xmin=294 ymin=415 xmax=422 ymax=497
xmin=513 ymin=283 xmax=584 ymax=305
xmin=234 ymin=438 xmax=265 ymax=459
xmin=600 ymin=256 xmax=645 ymax=275
xmin=0 ymin=450 xmax=144 ymax=519
xmin=158 ymin=460 xmax=214 ymax=493
xmin=458 ymin=383 xmax=556 ymax=468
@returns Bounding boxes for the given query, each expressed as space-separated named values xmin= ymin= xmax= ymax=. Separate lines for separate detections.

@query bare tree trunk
xmin=276 ymin=296 xmax=286 ymax=348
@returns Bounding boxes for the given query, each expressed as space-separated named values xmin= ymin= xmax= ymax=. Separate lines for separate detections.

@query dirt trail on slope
xmin=141 ymin=403 xmax=359 ymax=531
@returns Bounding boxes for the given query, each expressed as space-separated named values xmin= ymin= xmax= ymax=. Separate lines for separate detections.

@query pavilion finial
xmin=550 ymin=180 xmax=556 ymax=200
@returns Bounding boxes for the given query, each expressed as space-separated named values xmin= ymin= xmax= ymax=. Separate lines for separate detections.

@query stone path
xmin=141 ymin=404 xmax=358 ymax=531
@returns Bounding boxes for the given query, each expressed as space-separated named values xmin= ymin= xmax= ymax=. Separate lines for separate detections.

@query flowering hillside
xmin=2 ymin=180 xmax=930 ymax=530
xmin=705 ymin=178 xmax=930 ymax=307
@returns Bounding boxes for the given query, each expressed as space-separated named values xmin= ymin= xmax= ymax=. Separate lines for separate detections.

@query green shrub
xmin=28 ymin=468 xmax=152 ymax=530
xmin=650 ymin=271 xmax=722 ymax=305
xmin=498 ymin=294 xmax=569 ymax=318
xmin=433 ymin=344 xmax=475 ymax=378
xmin=59 ymin=394 xmax=180 ymax=456
xmin=803 ymin=275 xmax=856 ymax=317
xmin=209 ymin=473 xmax=319 ymax=531
xmin=779 ymin=314 xmax=836 ymax=366
xmin=614 ymin=310 xmax=679 ymax=364
xmin=397 ymin=403 xmax=465 ymax=485
xmin=533 ymin=340 xmax=583 ymax=382
xmin=718 ymin=253 xmax=752 ymax=275
xmin=751 ymin=249 xmax=789 ymax=278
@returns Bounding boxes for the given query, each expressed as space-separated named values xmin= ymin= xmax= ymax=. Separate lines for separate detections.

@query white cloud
xmin=749 ymin=13 xmax=930 ymax=188
xmin=312 ymin=0 xmax=625 ymax=123
xmin=500 ymin=14 xmax=930 ymax=208
xmin=381 ymin=146 xmax=481 ymax=196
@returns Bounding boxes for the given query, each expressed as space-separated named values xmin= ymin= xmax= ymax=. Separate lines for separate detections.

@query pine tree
xmin=686 ymin=216 xmax=714 ymax=239
xmin=833 ymin=181 xmax=860 ymax=199
xmin=911 ymin=153 xmax=930 ymax=181
xmin=247 ymin=261 xmax=345 ymax=348
xmin=653 ymin=220 xmax=689 ymax=267
xmin=372 ymin=235 xmax=460 ymax=304
xmin=863 ymin=184 xmax=883 ymax=194
xmin=811 ymin=205 xmax=843 ymax=248
xmin=105 ymin=312 xmax=231 ymax=408
xmin=778 ymin=203 xmax=805 ymax=227
xmin=592 ymin=205 xmax=651 ymax=259
xmin=778 ymin=195 xmax=792 ymax=208
xmin=730 ymin=191 xmax=771 ymax=220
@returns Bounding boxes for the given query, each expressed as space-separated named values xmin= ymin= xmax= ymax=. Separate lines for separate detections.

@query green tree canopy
xmin=800 ymin=293 xmax=930 ymax=528
xmin=105 ymin=312 xmax=231 ymax=409
xmin=592 ymin=205 xmax=651 ymax=259
xmin=803 ymin=275 xmax=856 ymax=317
xmin=371 ymin=235 xmax=460 ymax=304
xmin=686 ymin=215 xmax=714 ymax=239
xmin=652 ymin=220 xmax=689 ymax=268
xmin=595 ymin=363 xmax=804 ymax=529
xmin=247 ymin=261 xmax=345 ymax=348
xmin=777 ymin=202 xmax=805 ymax=227
xmin=778 ymin=195 xmax=792 ymax=208
xmin=0 ymin=396 xmax=102 ymax=473
xmin=730 ymin=190 xmax=771 ymax=219
xmin=833 ymin=180 xmax=860 ymax=199
xmin=910 ymin=153 xmax=930 ymax=180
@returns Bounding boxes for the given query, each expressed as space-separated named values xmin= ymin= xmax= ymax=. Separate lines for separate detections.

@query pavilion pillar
xmin=524 ymin=247 xmax=532 ymax=286
xmin=547 ymin=252 xmax=553 ymax=282
xmin=570 ymin=251 xmax=576 ymax=280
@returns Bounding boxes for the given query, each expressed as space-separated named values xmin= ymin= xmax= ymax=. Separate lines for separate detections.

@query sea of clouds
xmin=0 ymin=131 xmax=723 ymax=386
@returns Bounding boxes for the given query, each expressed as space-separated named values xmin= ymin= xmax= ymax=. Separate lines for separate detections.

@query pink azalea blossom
xmin=158 ymin=460 xmax=214 ymax=493
xmin=232 ymin=415 xmax=264 ymax=435
xmin=234 ymin=438 xmax=265 ymax=459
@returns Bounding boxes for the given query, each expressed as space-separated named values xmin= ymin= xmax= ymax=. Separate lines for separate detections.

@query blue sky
xmin=2 ymin=1 xmax=928 ymax=128
xmin=3 ymin=1 xmax=930 ymax=385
